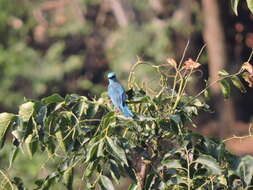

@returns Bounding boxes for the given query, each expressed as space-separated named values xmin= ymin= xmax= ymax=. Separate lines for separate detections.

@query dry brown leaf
xmin=183 ymin=58 xmax=201 ymax=70
xmin=242 ymin=62 xmax=253 ymax=75
xmin=242 ymin=72 xmax=253 ymax=87
xmin=166 ymin=58 xmax=177 ymax=68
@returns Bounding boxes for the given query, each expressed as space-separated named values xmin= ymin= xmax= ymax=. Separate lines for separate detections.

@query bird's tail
xmin=121 ymin=105 xmax=134 ymax=118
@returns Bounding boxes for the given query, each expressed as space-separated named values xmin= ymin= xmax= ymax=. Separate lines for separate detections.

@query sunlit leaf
xmin=100 ymin=175 xmax=115 ymax=190
xmin=107 ymin=137 xmax=128 ymax=166
xmin=219 ymin=79 xmax=230 ymax=98
xmin=19 ymin=102 xmax=34 ymax=122
xmin=236 ymin=155 xmax=253 ymax=185
xmin=204 ymin=88 xmax=211 ymax=100
xmin=85 ymin=142 xmax=99 ymax=162
xmin=72 ymin=100 xmax=88 ymax=118
xmin=97 ymin=140 xmax=105 ymax=157
xmin=246 ymin=0 xmax=253 ymax=14
xmin=183 ymin=106 xmax=198 ymax=116
xmin=195 ymin=154 xmax=222 ymax=175
xmin=25 ymin=134 xmax=37 ymax=159
xmin=11 ymin=130 xmax=24 ymax=142
xmin=0 ymin=113 xmax=14 ymax=148
xmin=144 ymin=173 xmax=156 ymax=189
xmin=170 ymin=114 xmax=181 ymax=124
xmin=218 ymin=70 xmax=229 ymax=77
xmin=128 ymin=183 xmax=138 ymax=190
xmin=231 ymin=0 xmax=240 ymax=15
xmin=230 ymin=76 xmax=246 ymax=93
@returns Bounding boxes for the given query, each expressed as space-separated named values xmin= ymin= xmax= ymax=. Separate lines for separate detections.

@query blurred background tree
xmin=0 ymin=0 xmax=253 ymax=151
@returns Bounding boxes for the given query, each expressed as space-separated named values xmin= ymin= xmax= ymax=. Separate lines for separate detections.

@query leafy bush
xmin=0 ymin=54 xmax=253 ymax=190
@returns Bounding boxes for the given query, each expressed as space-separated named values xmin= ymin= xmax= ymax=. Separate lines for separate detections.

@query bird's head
xmin=107 ymin=72 xmax=116 ymax=79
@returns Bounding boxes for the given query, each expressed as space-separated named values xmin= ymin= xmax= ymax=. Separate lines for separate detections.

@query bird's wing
xmin=108 ymin=82 xmax=126 ymax=109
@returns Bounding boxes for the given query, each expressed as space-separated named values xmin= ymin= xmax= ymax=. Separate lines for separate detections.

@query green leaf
xmin=63 ymin=167 xmax=74 ymax=190
xmin=107 ymin=137 xmax=128 ymax=166
xmin=19 ymin=102 xmax=34 ymax=122
xmin=128 ymin=183 xmax=138 ymax=190
xmin=97 ymin=140 xmax=105 ymax=157
xmin=219 ymin=79 xmax=231 ymax=98
xmin=246 ymin=0 xmax=253 ymax=14
xmin=86 ymin=103 xmax=99 ymax=118
xmin=192 ymin=99 xmax=203 ymax=107
xmin=101 ymin=112 xmax=116 ymax=129
xmin=183 ymin=106 xmax=198 ymax=116
xmin=84 ymin=162 xmax=96 ymax=178
xmin=36 ymin=106 xmax=47 ymax=126
xmin=204 ymin=88 xmax=211 ymax=100
xmin=231 ymin=0 xmax=240 ymax=15
xmin=25 ymin=134 xmax=38 ymax=159
xmin=11 ymin=130 xmax=24 ymax=142
xmin=144 ymin=173 xmax=155 ymax=190
xmin=42 ymin=93 xmax=64 ymax=104
xmin=195 ymin=154 xmax=222 ymax=175
xmin=12 ymin=177 xmax=26 ymax=190
xmin=9 ymin=147 xmax=19 ymax=168
xmin=55 ymin=130 xmax=66 ymax=152
xmin=110 ymin=160 xmax=121 ymax=183
xmin=170 ymin=114 xmax=181 ymax=124
xmin=236 ymin=155 xmax=253 ymax=185
xmin=85 ymin=141 xmax=99 ymax=162
xmin=73 ymin=99 xmax=88 ymax=118
xmin=162 ymin=159 xmax=182 ymax=169
xmin=47 ymin=136 xmax=56 ymax=154
xmin=36 ymin=173 xmax=57 ymax=190
xmin=100 ymin=175 xmax=115 ymax=190
xmin=218 ymin=70 xmax=230 ymax=77
xmin=165 ymin=176 xmax=185 ymax=186
xmin=230 ymin=76 xmax=246 ymax=93
xmin=0 ymin=113 xmax=14 ymax=148
xmin=84 ymin=183 xmax=95 ymax=190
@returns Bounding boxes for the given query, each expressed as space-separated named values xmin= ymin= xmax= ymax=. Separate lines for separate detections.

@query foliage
xmin=0 ymin=0 xmax=205 ymax=111
xmin=0 ymin=0 xmax=86 ymax=110
xmin=0 ymin=53 xmax=253 ymax=190
xmin=231 ymin=0 xmax=253 ymax=15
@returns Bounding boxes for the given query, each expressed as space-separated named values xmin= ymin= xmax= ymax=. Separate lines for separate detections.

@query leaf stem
xmin=247 ymin=48 xmax=253 ymax=62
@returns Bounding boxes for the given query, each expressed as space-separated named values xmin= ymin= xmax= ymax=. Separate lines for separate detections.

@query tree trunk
xmin=202 ymin=0 xmax=235 ymax=137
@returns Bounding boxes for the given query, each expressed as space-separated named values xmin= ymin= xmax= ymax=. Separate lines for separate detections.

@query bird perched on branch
xmin=107 ymin=72 xmax=134 ymax=118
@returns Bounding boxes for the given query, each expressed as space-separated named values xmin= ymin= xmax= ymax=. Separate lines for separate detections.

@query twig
xmin=0 ymin=170 xmax=14 ymax=190
xmin=223 ymin=134 xmax=253 ymax=142
xmin=178 ymin=39 xmax=190 ymax=68
xmin=247 ymin=48 xmax=253 ymax=62
xmin=195 ymin=44 xmax=207 ymax=62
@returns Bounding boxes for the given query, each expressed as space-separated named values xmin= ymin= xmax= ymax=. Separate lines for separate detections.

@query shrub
xmin=0 ymin=50 xmax=253 ymax=190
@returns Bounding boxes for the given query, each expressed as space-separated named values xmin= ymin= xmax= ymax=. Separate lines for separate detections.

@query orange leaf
xmin=242 ymin=62 xmax=253 ymax=75
xmin=183 ymin=58 xmax=201 ymax=70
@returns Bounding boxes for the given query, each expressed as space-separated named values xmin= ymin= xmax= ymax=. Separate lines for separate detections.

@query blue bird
xmin=107 ymin=72 xmax=134 ymax=118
